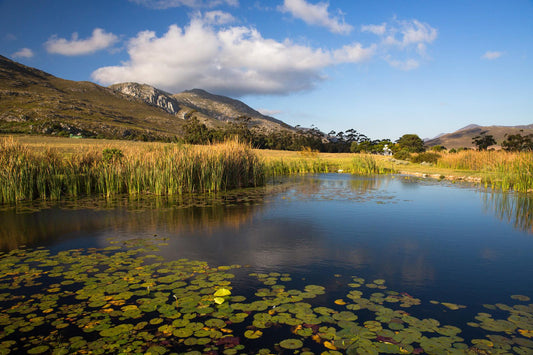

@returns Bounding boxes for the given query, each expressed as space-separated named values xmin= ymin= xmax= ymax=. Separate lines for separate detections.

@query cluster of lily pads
xmin=1 ymin=238 xmax=532 ymax=355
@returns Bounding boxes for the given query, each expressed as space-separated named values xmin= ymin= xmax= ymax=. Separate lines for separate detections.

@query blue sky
xmin=1 ymin=0 xmax=532 ymax=140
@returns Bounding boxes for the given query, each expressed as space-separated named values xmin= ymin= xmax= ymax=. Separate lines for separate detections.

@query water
xmin=1 ymin=174 xmax=533 ymax=353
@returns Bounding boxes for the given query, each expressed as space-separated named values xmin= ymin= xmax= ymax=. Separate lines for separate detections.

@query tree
xmin=501 ymin=132 xmax=533 ymax=152
xmin=396 ymin=134 xmax=425 ymax=153
xmin=183 ymin=116 xmax=211 ymax=144
xmin=472 ymin=133 xmax=496 ymax=151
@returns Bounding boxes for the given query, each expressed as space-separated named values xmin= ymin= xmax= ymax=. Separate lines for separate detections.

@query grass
xmin=1 ymin=135 xmax=531 ymax=203
xmin=0 ymin=137 xmax=264 ymax=204
xmin=435 ymin=150 xmax=533 ymax=192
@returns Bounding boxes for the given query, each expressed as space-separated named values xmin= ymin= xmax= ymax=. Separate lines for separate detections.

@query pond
xmin=1 ymin=174 xmax=533 ymax=354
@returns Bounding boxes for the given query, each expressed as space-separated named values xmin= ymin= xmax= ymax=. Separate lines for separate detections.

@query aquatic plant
xmin=436 ymin=150 xmax=533 ymax=192
xmin=0 ymin=138 xmax=264 ymax=203
xmin=1 ymin=237 xmax=532 ymax=354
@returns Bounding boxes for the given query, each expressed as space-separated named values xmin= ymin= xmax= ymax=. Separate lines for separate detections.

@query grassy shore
xmin=0 ymin=137 xmax=264 ymax=203
xmin=1 ymin=135 xmax=531 ymax=204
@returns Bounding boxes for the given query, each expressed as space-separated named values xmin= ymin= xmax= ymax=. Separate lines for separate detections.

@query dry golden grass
xmin=2 ymin=135 xmax=531 ymax=194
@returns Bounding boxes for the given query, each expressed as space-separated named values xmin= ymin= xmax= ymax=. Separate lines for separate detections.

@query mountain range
xmin=0 ymin=55 xmax=290 ymax=141
xmin=425 ymin=124 xmax=533 ymax=149
xmin=1 ymin=55 xmax=531 ymax=146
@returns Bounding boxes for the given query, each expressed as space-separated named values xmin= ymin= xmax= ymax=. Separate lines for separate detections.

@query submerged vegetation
xmin=1 ymin=238 xmax=532 ymax=354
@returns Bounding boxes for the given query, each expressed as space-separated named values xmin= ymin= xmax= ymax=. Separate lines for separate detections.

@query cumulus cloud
xmin=278 ymin=0 xmax=353 ymax=34
xmin=129 ymin=0 xmax=238 ymax=9
xmin=45 ymin=28 xmax=119 ymax=56
xmin=91 ymin=16 xmax=373 ymax=96
xmin=482 ymin=51 xmax=503 ymax=60
xmin=362 ymin=18 xmax=437 ymax=70
xmin=11 ymin=48 xmax=34 ymax=59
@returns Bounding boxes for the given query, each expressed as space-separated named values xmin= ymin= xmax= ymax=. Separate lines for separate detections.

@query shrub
xmin=411 ymin=152 xmax=440 ymax=164
xmin=393 ymin=149 xmax=411 ymax=161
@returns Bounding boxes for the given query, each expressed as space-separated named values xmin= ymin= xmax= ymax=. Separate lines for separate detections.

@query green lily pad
xmin=27 ymin=345 xmax=50 ymax=354
xmin=511 ymin=295 xmax=531 ymax=302
xmin=244 ymin=330 xmax=263 ymax=339
xmin=279 ymin=338 xmax=304 ymax=349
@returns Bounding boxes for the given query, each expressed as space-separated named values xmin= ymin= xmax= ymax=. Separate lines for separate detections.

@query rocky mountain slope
xmin=0 ymin=55 xmax=185 ymax=140
xmin=0 ymin=56 xmax=292 ymax=140
xmin=109 ymin=82 xmax=181 ymax=115
xmin=110 ymin=83 xmax=291 ymax=133
xmin=425 ymin=124 xmax=533 ymax=149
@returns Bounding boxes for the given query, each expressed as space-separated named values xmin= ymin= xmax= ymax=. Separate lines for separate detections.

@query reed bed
xmin=436 ymin=150 xmax=533 ymax=192
xmin=261 ymin=152 xmax=391 ymax=177
xmin=0 ymin=138 xmax=264 ymax=204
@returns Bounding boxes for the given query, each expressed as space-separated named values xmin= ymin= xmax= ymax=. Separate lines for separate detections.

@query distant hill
xmin=0 ymin=56 xmax=292 ymax=140
xmin=425 ymin=124 xmax=533 ymax=149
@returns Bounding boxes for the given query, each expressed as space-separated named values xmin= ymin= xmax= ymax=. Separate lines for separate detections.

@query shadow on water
xmin=0 ymin=184 xmax=289 ymax=251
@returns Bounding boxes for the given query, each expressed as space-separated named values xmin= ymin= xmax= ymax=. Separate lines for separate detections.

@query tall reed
xmin=436 ymin=150 xmax=533 ymax=192
xmin=0 ymin=138 xmax=264 ymax=204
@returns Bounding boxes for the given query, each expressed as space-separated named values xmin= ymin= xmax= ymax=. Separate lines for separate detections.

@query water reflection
xmin=2 ymin=174 xmax=533 ymax=304
xmin=0 ymin=186 xmax=284 ymax=251
xmin=483 ymin=191 xmax=533 ymax=234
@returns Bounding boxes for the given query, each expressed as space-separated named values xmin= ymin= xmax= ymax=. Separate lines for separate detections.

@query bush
xmin=411 ymin=152 xmax=440 ymax=164
xmin=393 ymin=149 xmax=411 ymax=161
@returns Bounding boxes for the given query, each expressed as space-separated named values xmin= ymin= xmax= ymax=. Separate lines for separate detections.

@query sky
xmin=1 ymin=0 xmax=532 ymax=140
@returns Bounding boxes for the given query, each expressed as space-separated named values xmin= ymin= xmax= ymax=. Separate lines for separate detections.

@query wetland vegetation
xmin=1 ymin=136 xmax=533 ymax=354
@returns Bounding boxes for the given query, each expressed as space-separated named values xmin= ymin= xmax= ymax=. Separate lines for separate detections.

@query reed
xmin=0 ymin=138 xmax=264 ymax=204
xmin=436 ymin=150 xmax=533 ymax=192
xmin=261 ymin=152 xmax=391 ymax=177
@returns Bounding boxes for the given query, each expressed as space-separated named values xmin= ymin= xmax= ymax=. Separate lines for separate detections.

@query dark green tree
xmin=501 ymin=132 xmax=533 ymax=152
xmin=183 ymin=116 xmax=211 ymax=144
xmin=472 ymin=133 xmax=496 ymax=151
xmin=396 ymin=134 xmax=425 ymax=153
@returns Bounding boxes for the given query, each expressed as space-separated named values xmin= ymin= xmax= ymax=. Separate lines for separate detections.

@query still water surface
xmin=1 ymin=174 xmax=533 ymax=352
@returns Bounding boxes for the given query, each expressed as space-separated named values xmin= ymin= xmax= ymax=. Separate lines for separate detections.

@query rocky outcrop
xmin=172 ymin=88 xmax=291 ymax=132
xmin=110 ymin=82 xmax=180 ymax=115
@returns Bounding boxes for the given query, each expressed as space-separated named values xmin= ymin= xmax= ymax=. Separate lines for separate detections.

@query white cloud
xmin=11 ymin=48 xmax=34 ymax=59
xmin=199 ymin=10 xmax=236 ymax=25
xmin=386 ymin=57 xmax=419 ymax=71
xmin=361 ymin=23 xmax=386 ymax=36
xmin=129 ymin=0 xmax=238 ymax=9
xmin=278 ymin=0 xmax=353 ymax=34
xmin=482 ymin=51 xmax=503 ymax=60
xmin=333 ymin=43 xmax=376 ymax=63
xmin=91 ymin=17 xmax=373 ymax=96
xmin=45 ymin=28 xmax=119 ymax=56
xmin=362 ymin=18 xmax=437 ymax=69
xmin=257 ymin=108 xmax=282 ymax=116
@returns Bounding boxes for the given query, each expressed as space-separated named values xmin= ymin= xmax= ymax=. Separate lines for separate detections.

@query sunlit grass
xmin=0 ymin=137 xmax=264 ymax=203
xmin=436 ymin=150 xmax=533 ymax=192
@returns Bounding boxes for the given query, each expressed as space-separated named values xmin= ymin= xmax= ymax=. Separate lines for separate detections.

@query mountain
xmin=110 ymin=84 xmax=291 ymax=133
xmin=425 ymin=124 xmax=533 ymax=149
xmin=0 ymin=55 xmax=185 ymax=140
xmin=109 ymin=82 xmax=181 ymax=115
xmin=0 ymin=56 xmax=291 ymax=140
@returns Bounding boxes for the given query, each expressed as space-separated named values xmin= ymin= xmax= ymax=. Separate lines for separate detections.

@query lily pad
xmin=244 ymin=330 xmax=263 ymax=339
xmin=279 ymin=338 xmax=304 ymax=349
